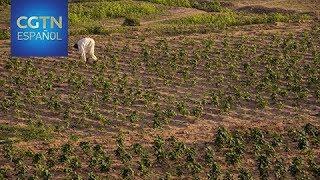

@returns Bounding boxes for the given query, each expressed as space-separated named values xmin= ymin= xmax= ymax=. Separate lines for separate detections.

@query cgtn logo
xmin=11 ymin=0 xmax=68 ymax=57
xmin=16 ymin=16 xmax=63 ymax=41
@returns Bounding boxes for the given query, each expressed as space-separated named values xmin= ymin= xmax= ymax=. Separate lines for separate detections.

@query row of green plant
xmin=0 ymin=124 xmax=319 ymax=179
xmin=1 ymin=27 xmax=319 ymax=130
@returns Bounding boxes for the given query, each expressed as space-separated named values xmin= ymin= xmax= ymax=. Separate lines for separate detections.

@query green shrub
xmin=208 ymin=161 xmax=221 ymax=179
xmin=0 ymin=29 xmax=9 ymax=40
xmin=238 ymin=168 xmax=253 ymax=180
xmin=122 ymin=17 xmax=140 ymax=26
xmin=0 ymin=0 xmax=10 ymax=5
xmin=289 ymin=157 xmax=303 ymax=177
xmin=121 ymin=166 xmax=134 ymax=178
xmin=86 ymin=26 xmax=108 ymax=34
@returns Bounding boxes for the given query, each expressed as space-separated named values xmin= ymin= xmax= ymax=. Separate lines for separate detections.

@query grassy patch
xmin=148 ymin=12 xmax=310 ymax=36
xmin=69 ymin=0 xmax=163 ymax=26
xmin=165 ymin=11 xmax=310 ymax=27
xmin=0 ymin=122 xmax=53 ymax=143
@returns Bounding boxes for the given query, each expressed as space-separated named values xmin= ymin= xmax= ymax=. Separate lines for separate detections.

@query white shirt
xmin=77 ymin=38 xmax=97 ymax=61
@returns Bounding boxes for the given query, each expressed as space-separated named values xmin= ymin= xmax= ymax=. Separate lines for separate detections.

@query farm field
xmin=0 ymin=0 xmax=320 ymax=179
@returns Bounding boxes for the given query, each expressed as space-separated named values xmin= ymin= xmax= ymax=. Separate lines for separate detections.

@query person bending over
xmin=73 ymin=37 xmax=97 ymax=62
